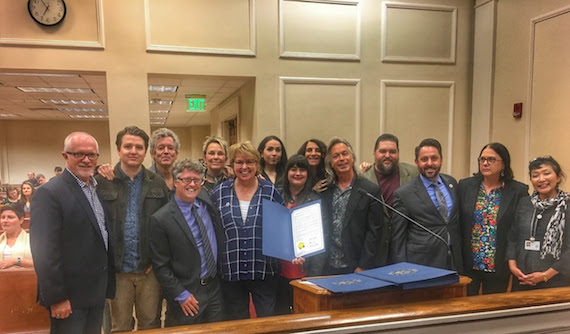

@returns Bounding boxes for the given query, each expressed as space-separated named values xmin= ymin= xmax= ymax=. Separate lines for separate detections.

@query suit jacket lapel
xmin=441 ymin=174 xmax=458 ymax=217
xmin=63 ymin=171 xmax=106 ymax=242
xmin=465 ymin=179 xmax=480 ymax=222
xmin=170 ymin=199 xmax=199 ymax=251
xmin=497 ymin=182 xmax=514 ymax=223
xmin=413 ymin=177 xmax=443 ymax=220
xmin=342 ymin=179 xmax=362 ymax=230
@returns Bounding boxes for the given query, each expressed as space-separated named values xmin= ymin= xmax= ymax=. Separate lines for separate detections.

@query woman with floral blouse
xmin=457 ymin=143 xmax=528 ymax=295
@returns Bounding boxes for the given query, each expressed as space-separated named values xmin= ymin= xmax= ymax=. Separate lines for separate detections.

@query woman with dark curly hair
xmin=297 ymin=139 xmax=328 ymax=192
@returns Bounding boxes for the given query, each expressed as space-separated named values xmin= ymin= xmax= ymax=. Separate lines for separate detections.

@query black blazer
xmin=320 ymin=177 xmax=384 ymax=271
xmin=150 ymin=190 xmax=225 ymax=302
xmin=457 ymin=176 xmax=529 ymax=276
xmin=30 ymin=169 xmax=115 ymax=309
xmin=391 ymin=174 xmax=463 ymax=272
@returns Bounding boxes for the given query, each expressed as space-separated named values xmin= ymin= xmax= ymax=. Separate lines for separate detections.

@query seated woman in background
xmin=275 ymin=154 xmax=321 ymax=315
xmin=19 ymin=181 xmax=35 ymax=212
xmin=297 ymin=139 xmax=328 ymax=192
xmin=257 ymin=135 xmax=287 ymax=184
xmin=0 ymin=204 xmax=33 ymax=269
xmin=507 ymin=156 xmax=570 ymax=290
xmin=201 ymin=136 xmax=230 ymax=194
xmin=1 ymin=185 xmax=20 ymax=205
xmin=457 ymin=143 xmax=529 ymax=295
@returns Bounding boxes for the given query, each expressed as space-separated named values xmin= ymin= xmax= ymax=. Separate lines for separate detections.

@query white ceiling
xmin=0 ymin=70 xmax=251 ymax=127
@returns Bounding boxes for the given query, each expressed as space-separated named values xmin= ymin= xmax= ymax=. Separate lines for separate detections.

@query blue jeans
xmin=49 ymin=303 xmax=104 ymax=334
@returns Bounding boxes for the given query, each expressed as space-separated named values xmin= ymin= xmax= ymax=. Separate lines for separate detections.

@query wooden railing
xmin=129 ymin=287 xmax=570 ymax=333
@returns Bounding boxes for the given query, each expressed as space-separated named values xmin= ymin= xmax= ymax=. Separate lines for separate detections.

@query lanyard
xmin=529 ymin=207 xmax=545 ymax=241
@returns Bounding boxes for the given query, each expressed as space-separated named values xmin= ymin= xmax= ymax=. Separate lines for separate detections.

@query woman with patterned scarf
xmin=507 ymin=156 xmax=570 ymax=290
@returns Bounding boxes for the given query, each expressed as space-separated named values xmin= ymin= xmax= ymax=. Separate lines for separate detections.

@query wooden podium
xmin=291 ymin=275 xmax=471 ymax=314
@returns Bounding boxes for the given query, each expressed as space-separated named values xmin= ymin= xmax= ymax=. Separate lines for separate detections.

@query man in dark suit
xmin=30 ymin=132 xmax=115 ymax=334
xmin=391 ymin=138 xmax=463 ymax=272
xmin=150 ymin=159 xmax=224 ymax=326
xmin=320 ymin=137 xmax=384 ymax=275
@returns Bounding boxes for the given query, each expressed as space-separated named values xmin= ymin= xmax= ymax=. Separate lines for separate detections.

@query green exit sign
xmin=188 ymin=98 xmax=206 ymax=112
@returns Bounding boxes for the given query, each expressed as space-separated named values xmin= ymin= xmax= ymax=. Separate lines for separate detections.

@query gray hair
xmin=149 ymin=128 xmax=180 ymax=155
xmin=324 ymin=137 xmax=358 ymax=182
xmin=172 ymin=158 xmax=205 ymax=180
xmin=202 ymin=136 xmax=229 ymax=157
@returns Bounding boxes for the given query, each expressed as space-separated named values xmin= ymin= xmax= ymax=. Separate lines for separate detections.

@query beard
xmin=377 ymin=160 xmax=397 ymax=175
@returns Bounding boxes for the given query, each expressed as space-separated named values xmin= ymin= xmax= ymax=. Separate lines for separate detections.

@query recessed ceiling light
xmin=150 ymin=110 xmax=170 ymax=114
xmin=150 ymin=121 xmax=165 ymax=125
xmin=0 ymin=113 xmax=19 ymax=117
xmin=150 ymin=116 xmax=168 ymax=120
xmin=149 ymin=85 xmax=178 ymax=93
xmin=58 ymin=108 xmax=107 ymax=112
xmin=0 ymin=73 xmax=80 ymax=77
xmin=68 ymin=114 xmax=109 ymax=119
xmin=17 ymin=87 xmax=94 ymax=94
xmin=41 ymin=99 xmax=104 ymax=105
xmin=149 ymin=100 xmax=173 ymax=105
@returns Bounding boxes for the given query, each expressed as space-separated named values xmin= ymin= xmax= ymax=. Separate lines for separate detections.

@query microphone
xmin=357 ymin=188 xmax=455 ymax=271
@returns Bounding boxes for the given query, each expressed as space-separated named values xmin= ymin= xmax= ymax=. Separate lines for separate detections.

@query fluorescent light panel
xmin=68 ymin=114 xmax=108 ymax=119
xmin=149 ymin=100 xmax=173 ymax=105
xmin=0 ymin=113 xmax=19 ymax=117
xmin=149 ymin=85 xmax=178 ymax=93
xmin=150 ymin=116 xmax=167 ymax=120
xmin=150 ymin=121 xmax=165 ymax=125
xmin=41 ymin=99 xmax=103 ymax=105
xmin=17 ymin=87 xmax=94 ymax=94
xmin=150 ymin=110 xmax=170 ymax=114
xmin=58 ymin=108 xmax=107 ymax=112
xmin=0 ymin=73 xmax=80 ymax=77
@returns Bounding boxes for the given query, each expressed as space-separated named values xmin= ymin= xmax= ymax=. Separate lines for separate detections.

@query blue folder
xmin=358 ymin=262 xmax=459 ymax=290
xmin=308 ymin=273 xmax=396 ymax=293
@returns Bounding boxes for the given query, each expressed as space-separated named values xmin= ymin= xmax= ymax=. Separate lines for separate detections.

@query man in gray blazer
xmin=150 ymin=159 xmax=224 ymax=326
xmin=362 ymin=134 xmax=419 ymax=264
xmin=390 ymin=138 xmax=463 ymax=272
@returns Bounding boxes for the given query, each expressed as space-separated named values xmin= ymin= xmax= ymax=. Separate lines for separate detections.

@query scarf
xmin=530 ymin=190 xmax=568 ymax=260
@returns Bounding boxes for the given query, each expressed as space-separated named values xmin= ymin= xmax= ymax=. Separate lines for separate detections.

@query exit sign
xmin=188 ymin=98 xmax=206 ymax=112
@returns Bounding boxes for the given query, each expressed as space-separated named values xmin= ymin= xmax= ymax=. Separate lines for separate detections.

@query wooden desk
xmin=0 ymin=268 xmax=50 ymax=333
xmin=291 ymin=275 xmax=471 ymax=313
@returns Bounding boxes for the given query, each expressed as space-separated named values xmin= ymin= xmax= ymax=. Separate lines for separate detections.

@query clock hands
xmin=40 ymin=0 xmax=48 ymax=8
xmin=42 ymin=2 xmax=50 ymax=19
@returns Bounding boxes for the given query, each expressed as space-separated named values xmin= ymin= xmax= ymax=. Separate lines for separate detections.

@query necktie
xmin=432 ymin=181 xmax=448 ymax=221
xmin=191 ymin=205 xmax=217 ymax=278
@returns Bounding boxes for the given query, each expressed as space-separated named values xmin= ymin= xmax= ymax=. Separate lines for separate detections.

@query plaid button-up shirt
xmin=212 ymin=178 xmax=284 ymax=281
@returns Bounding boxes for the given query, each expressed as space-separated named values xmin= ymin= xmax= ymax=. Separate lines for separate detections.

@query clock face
xmin=28 ymin=0 xmax=67 ymax=26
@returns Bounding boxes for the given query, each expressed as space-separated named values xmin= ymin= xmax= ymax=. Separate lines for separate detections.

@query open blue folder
xmin=262 ymin=199 xmax=325 ymax=261
xmin=307 ymin=262 xmax=459 ymax=293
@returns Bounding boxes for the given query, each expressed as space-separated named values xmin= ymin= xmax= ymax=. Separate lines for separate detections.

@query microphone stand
xmin=357 ymin=188 xmax=456 ymax=271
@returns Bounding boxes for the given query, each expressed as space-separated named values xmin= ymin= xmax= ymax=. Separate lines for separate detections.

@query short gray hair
xmin=172 ymin=159 xmax=205 ymax=180
xmin=149 ymin=128 xmax=180 ymax=155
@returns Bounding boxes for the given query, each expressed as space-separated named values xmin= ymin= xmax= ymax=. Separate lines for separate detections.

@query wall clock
xmin=28 ymin=0 xmax=67 ymax=26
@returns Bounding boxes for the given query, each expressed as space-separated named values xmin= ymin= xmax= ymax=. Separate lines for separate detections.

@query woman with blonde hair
xmin=202 ymin=136 xmax=230 ymax=194
xmin=211 ymin=141 xmax=284 ymax=319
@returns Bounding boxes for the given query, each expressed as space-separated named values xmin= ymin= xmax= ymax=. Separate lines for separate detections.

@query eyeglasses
xmin=234 ymin=160 xmax=256 ymax=166
xmin=478 ymin=157 xmax=502 ymax=164
xmin=66 ymin=152 xmax=99 ymax=161
xmin=177 ymin=177 xmax=202 ymax=185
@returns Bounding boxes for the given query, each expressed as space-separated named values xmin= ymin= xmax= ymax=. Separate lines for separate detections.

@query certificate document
xmin=262 ymin=199 xmax=325 ymax=261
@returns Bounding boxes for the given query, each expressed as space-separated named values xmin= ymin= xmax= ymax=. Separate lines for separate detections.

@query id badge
xmin=525 ymin=240 xmax=540 ymax=251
